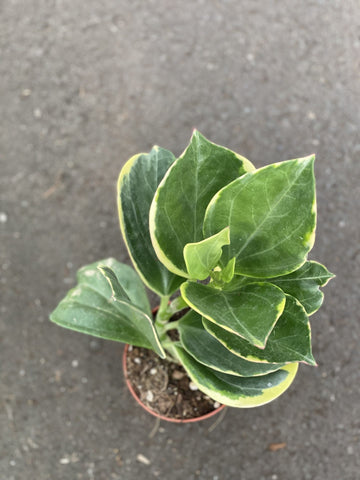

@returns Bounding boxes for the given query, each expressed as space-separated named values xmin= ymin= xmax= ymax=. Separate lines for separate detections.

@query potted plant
xmin=50 ymin=130 xmax=334 ymax=422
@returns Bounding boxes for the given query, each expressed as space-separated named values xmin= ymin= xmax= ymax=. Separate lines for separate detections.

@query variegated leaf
xmin=149 ymin=130 xmax=255 ymax=277
xmin=118 ymin=147 xmax=183 ymax=296
xmin=178 ymin=310 xmax=286 ymax=377
xmin=50 ymin=259 xmax=165 ymax=358
xmin=174 ymin=346 xmax=298 ymax=408
xmin=224 ymin=261 xmax=335 ymax=315
xmin=203 ymin=294 xmax=316 ymax=365
xmin=263 ymin=261 xmax=335 ymax=315
xmin=181 ymin=281 xmax=286 ymax=348
xmin=203 ymin=156 xmax=316 ymax=278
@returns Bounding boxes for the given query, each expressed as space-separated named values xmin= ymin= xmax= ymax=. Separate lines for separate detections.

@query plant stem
xmin=155 ymin=295 xmax=171 ymax=327
xmin=163 ymin=320 xmax=180 ymax=331
xmin=155 ymin=294 xmax=186 ymax=347
xmin=169 ymin=295 xmax=188 ymax=313
xmin=154 ymin=295 xmax=172 ymax=342
xmin=162 ymin=339 xmax=181 ymax=364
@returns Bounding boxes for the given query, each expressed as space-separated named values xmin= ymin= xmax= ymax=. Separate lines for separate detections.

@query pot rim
xmin=122 ymin=343 xmax=225 ymax=423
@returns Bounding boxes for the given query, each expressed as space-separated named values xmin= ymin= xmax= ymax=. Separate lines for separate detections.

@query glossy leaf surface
xmin=183 ymin=226 xmax=230 ymax=280
xmin=225 ymin=261 xmax=335 ymax=315
xmin=178 ymin=310 xmax=286 ymax=377
xmin=77 ymin=258 xmax=151 ymax=314
xmin=263 ymin=261 xmax=335 ymax=315
xmin=97 ymin=265 xmax=131 ymax=302
xmin=203 ymin=295 xmax=316 ymax=365
xmin=50 ymin=259 xmax=165 ymax=358
xmin=149 ymin=130 xmax=255 ymax=276
xmin=175 ymin=346 xmax=298 ymax=408
xmin=181 ymin=281 xmax=286 ymax=347
xmin=204 ymin=157 xmax=316 ymax=278
xmin=118 ymin=147 xmax=183 ymax=296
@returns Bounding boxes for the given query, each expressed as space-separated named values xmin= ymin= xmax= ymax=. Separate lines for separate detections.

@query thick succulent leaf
xmin=174 ymin=346 xmax=298 ymax=408
xmin=178 ymin=310 xmax=286 ymax=377
xmin=181 ymin=281 xmax=286 ymax=348
xmin=50 ymin=259 xmax=165 ymax=358
xmin=183 ymin=226 xmax=230 ymax=280
xmin=203 ymin=294 xmax=316 ymax=365
xmin=224 ymin=261 xmax=335 ymax=315
xmin=149 ymin=130 xmax=255 ymax=277
xmin=264 ymin=261 xmax=335 ymax=315
xmin=204 ymin=156 xmax=316 ymax=278
xmin=118 ymin=147 xmax=183 ymax=296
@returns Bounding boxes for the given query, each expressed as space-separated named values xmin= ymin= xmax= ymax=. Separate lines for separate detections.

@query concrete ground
xmin=1 ymin=1 xmax=359 ymax=479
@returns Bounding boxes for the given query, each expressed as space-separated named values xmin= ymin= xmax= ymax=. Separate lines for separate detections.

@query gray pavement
xmin=1 ymin=1 xmax=359 ymax=479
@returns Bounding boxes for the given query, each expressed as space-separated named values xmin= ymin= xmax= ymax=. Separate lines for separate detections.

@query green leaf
xmin=174 ymin=346 xmax=299 ymax=408
xmin=203 ymin=294 xmax=316 ymax=365
xmin=224 ymin=261 xmax=335 ymax=315
xmin=50 ymin=259 xmax=165 ymax=358
xmin=149 ymin=130 xmax=255 ymax=277
xmin=264 ymin=261 xmax=335 ymax=315
xmin=181 ymin=281 xmax=286 ymax=348
xmin=118 ymin=147 xmax=184 ymax=296
xmin=221 ymin=272 xmax=250 ymax=291
xmin=178 ymin=310 xmax=286 ymax=377
xmin=207 ymin=258 xmax=236 ymax=288
xmin=204 ymin=156 xmax=316 ymax=278
xmin=183 ymin=226 xmax=230 ymax=280
xmin=97 ymin=265 xmax=131 ymax=302
xmin=77 ymin=258 xmax=151 ymax=315
xmin=216 ymin=257 xmax=236 ymax=284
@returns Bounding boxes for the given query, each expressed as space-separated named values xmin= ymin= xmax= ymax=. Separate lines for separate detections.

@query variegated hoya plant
xmin=50 ymin=131 xmax=334 ymax=408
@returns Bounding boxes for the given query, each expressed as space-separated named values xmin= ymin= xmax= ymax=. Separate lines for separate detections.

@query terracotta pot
xmin=122 ymin=342 xmax=225 ymax=423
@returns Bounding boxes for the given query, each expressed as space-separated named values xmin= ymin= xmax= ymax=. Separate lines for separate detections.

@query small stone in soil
xmin=172 ymin=370 xmax=185 ymax=380
xmin=146 ymin=391 xmax=154 ymax=402
xmin=134 ymin=357 xmax=141 ymax=364
xmin=126 ymin=346 xmax=219 ymax=420
xmin=189 ymin=382 xmax=198 ymax=391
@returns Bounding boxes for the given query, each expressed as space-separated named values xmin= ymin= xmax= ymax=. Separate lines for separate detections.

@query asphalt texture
xmin=1 ymin=1 xmax=359 ymax=479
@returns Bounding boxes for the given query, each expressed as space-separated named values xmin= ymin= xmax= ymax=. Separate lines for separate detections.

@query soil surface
xmin=126 ymin=346 xmax=220 ymax=420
